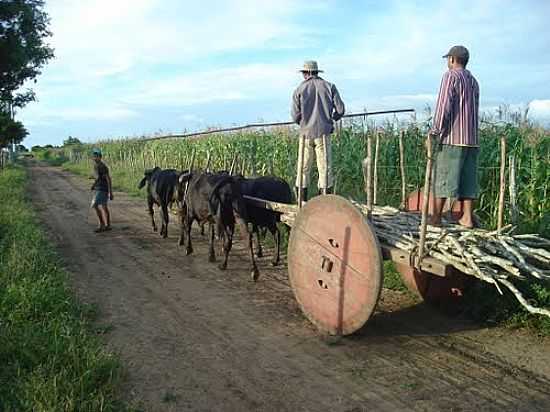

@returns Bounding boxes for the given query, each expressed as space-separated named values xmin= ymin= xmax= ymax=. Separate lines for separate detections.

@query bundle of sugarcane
xmin=351 ymin=201 xmax=550 ymax=318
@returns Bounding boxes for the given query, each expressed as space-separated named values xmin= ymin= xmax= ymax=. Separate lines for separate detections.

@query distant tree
xmin=15 ymin=144 xmax=27 ymax=152
xmin=31 ymin=144 xmax=42 ymax=152
xmin=0 ymin=112 xmax=27 ymax=148
xmin=63 ymin=136 xmax=83 ymax=146
xmin=44 ymin=144 xmax=53 ymax=149
xmin=0 ymin=0 xmax=54 ymax=111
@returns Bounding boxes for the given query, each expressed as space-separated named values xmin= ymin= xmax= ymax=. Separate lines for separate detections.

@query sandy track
xmin=28 ymin=162 xmax=550 ymax=412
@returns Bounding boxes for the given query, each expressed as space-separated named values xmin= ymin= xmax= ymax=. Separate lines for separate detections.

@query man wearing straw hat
xmin=429 ymin=45 xmax=480 ymax=228
xmin=291 ymin=60 xmax=345 ymax=201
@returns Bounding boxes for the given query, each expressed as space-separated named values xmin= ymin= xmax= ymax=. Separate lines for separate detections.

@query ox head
xmin=208 ymin=175 xmax=248 ymax=225
xmin=138 ymin=167 xmax=161 ymax=189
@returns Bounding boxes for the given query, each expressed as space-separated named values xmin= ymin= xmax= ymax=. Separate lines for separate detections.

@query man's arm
xmin=291 ymin=88 xmax=302 ymax=124
xmin=91 ymin=164 xmax=99 ymax=190
xmin=331 ymin=84 xmax=345 ymax=121
xmin=106 ymin=168 xmax=113 ymax=200
xmin=430 ymin=71 xmax=454 ymax=138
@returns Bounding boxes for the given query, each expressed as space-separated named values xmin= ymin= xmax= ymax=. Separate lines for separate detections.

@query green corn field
xmin=56 ymin=119 xmax=549 ymax=238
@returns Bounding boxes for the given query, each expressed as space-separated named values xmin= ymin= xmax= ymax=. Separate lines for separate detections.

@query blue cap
xmin=92 ymin=148 xmax=102 ymax=157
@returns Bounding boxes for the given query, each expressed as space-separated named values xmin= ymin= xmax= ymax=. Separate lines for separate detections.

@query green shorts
xmin=91 ymin=190 xmax=109 ymax=208
xmin=433 ymin=145 xmax=479 ymax=199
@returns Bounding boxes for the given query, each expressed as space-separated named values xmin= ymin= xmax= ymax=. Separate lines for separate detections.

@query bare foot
xmin=427 ymin=215 xmax=441 ymax=226
xmin=457 ymin=217 xmax=474 ymax=229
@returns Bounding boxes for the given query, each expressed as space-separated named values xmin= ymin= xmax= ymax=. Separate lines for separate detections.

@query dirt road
xmin=28 ymin=162 xmax=550 ymax=412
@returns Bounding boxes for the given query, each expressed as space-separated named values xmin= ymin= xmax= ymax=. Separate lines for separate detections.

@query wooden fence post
xmin=418 ymin=134 xmax=434 ymax=265
xmin=373 ymin=130 xmax=380 ymax=205
xmin=497 ymin=135 xmax=507 ymax=231
xmin=362 ymin=126 xmax=373 ymax=219
xmin=508 ymin=154 xmax=518 ymax=226
xmin=399 ymin=130 xmax=407 ymax=210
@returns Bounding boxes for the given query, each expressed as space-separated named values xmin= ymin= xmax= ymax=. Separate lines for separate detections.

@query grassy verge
xmin=0 ymin=166 xmax=124 ymax=411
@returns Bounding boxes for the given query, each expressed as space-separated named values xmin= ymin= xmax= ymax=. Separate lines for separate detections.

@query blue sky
xmin=18 ymin=0 xmax=550 ymax=147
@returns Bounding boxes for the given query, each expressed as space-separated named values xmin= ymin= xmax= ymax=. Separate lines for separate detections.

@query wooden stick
xmin=204 ymin=150 xmax=211 ymax=172
xmin=399 ymin=130 xmax=407 ymax=210
xmin=229 ymin=153 xmax=238 ymax=175
xmin=297 ymin=135 xmax=306 ymax=208
xmin=364 ymin=130 xmax=373 ymax=218
xmin=373 ymin=130 xmax=380 ymax=204
xmin=497 ymin=135 xmax=507 ymax=231
xmin=187 ymin=149 xmax=196 ymax=171
xmin=508 ymin=154 xmax=518 ymax=226
xmin=417 ymin=134 xmax=434 ymax=266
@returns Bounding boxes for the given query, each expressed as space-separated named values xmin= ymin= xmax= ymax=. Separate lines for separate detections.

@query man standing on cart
xmin=291 ymin=60 xmax=345 ymax=201
xmin=429 ymin=46 xmax=480 ymax=228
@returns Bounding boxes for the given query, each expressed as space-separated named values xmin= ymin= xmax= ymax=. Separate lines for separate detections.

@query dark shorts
xmin=91 ymin=190 xmax=108 ymax=208
xmin=433 ymin=145 xmax=479 ymax=199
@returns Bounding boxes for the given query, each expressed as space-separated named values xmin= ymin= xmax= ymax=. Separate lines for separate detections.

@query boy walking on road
xmin=291 ymin=60 xmax=345 ymax=201
xmin=90 ymin=148 xmax=113 ymax=232
xmin=429 ymin=46 xmax=480 ymax=228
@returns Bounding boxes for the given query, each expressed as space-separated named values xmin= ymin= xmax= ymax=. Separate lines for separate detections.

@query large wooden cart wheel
xmin=288 ymin=195 xmax=383 ymax=335
xmin=398 ymin=191 xmax=471 ymax=308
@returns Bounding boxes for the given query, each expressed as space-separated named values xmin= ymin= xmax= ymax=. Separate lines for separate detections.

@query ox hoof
xmin=251 ymin=268 xmax=260 ymax=282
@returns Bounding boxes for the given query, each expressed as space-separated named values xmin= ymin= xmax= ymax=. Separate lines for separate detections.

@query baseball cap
xmin=92 ymin=148 xmax=102 ymax=157
xmin=443 ymin=45 xmax=469 ymax=62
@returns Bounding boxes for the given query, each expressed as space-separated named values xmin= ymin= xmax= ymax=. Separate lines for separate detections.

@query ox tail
xmin=138 ymin=176 xmax=147 ymax=189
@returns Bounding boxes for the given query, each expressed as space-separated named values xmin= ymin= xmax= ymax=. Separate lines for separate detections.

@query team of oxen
xmin=138 ymin=167 xmax=293 ymax=280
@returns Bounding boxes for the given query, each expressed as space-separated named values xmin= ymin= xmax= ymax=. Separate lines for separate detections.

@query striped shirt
xmin=431 ymin=68 xmax=479 ymax=146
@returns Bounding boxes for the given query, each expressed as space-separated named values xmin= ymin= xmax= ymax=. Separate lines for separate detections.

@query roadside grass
xmin=0 ymin=166 xmax=125 ymax=411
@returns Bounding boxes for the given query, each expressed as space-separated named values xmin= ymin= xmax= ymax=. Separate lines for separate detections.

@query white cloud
xmin=529 ymin=99 xmax=550 ymax=115
xmin=21 ymin=104 xmax=137 ymax=123
xmin=124 ymin=63 xmax=297 ymax=106
xmin=43 ymin=0 xmax=316 ymax=81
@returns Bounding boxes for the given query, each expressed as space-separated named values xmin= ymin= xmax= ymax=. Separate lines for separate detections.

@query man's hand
xmin=109 ymin=192 xmax=114 ymax=201
xmin=425 ymin=133 xmax=435 ymax=152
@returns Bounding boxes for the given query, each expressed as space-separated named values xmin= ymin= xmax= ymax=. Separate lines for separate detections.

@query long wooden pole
xmin=229 ymin=153 xmax=238 ymax=175
xmin=297 ymin=136 xmax=306 ymax=208
xmin=365 ymin=131 xmax=373 ymax=218
xmin=417 ymin=134 xmax=434 ymax=265
xmin=399 ymin=130 xmax=407 ymax=210
xmin=204 ymin=150 xmax=211 ymax=172
xmin=497 ymin=135 xmax=507 ymax=231
xmin=508 ymin=153 xmax=518 ymax=226
xmin=373 ymin=130 xmax=380 ymax=205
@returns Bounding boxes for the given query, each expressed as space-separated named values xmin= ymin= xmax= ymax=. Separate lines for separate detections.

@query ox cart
xmin=243 ymin=193 xmax=467 ymax=336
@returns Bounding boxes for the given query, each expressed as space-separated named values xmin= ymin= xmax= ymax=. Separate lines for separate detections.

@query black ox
xmin=237 ymin=175 xmax=292 ymax=266
xmin=177 ymin=171 xmax=260 ymax=281
xmin=138 ymin=167 xmax=182 ymax=238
